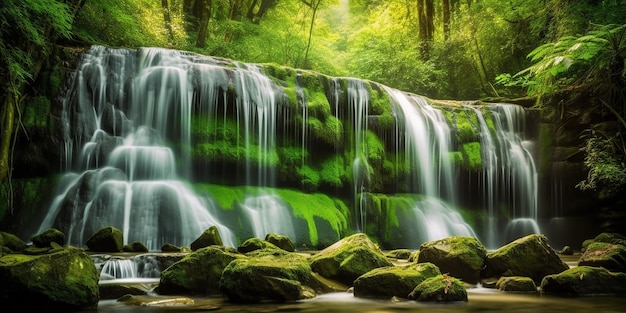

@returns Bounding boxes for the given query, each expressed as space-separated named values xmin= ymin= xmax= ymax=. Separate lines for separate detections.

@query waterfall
xmin=37 ymin=45 xmax=541 ymax=251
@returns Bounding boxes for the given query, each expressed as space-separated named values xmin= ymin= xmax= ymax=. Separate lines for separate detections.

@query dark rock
xmin=190 ymin=226 xmax=223 ymax=250
xmin=559 ymin=245 xmax=574 ymax=255
xmin=265 ymin=233 xmax=296 ymax=252
xmin=385 ymin=249 xmax=412 ymax=260
xmin=353 ymin=262 xmax=441 ymax=299
xmin=578 ymin=242 xmax=626 ymax=272
xmin=408 ymin=274 xmax=468 ymax=302
xmin=0 ymin=231 xmax=27 ymax=252
xmin=31 ymin=227 xmax=65 ymax=248
xmin=417 ymin=236 xmax=486 ymax=284
xmin=483 ymin=234 xmax=569 ymax=284
xmin=158 ymin=246 xmax=243 ymax=295
xmin=496 ymin=276 xmax=537 ymax=292
xmin=308 ymin=233 xmax=393 ymax=286
xmin=220 ymin=248 xmax=314 ymax=302
xmin=99 ymin=284 xmax=148 ymax=300
xmin=86 ymin=226 xmax=124 ymax=252
xmin=541 ymin=266 xmax=626 ymax=295
xmin=161 ymin=243 xmax=190 ymax=252
xmin=123 ymin=241 xmax=149 ymax=252
xmin=0 ymin=246 xmax=99 ymax=311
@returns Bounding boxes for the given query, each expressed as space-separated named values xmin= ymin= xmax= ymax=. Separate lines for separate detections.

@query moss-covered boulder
xmin=407 ymin=274 xmax=468 ymax=302
xmin=0 ymin=246 xmax=99 ymax=311
xmin=417 ymin=236 xmax=487 ymax=284
xmin=219 ymin=248 xmax=314 ymax=302
xmin=31 ymin=228 xmax=65 ymax=248
xmin=158 ymin=246 xmax=243 ymax=295
xmin=265 ymin=233 xmax=296 ymax=252
xmin=238 ymin=237 xmax=281 ymax=253
xmin=541 ymin=266 xmax=626 ymax=296
xmin=0 ymin=231 xmax=27 ymax=252
xmin=86 ymin=226 xmax=123 ymax=252
xmin=122 ymin=241 xmax=149 ymax=252
xmin=161 ymin=243 xmax=191 ymax=252
xmin=385 ymin=249 xmax=412 ymax=260
xmin=578 ymin=242 xmax=626 ymax=272
xmin=496 ymin=276 xmax=537 ymax=292
xmin=190 ymin=226 xmax=223 ymax=250
xmin=308 ymin=233 xmax=393 ymax=285
xmin=483 ymin=234 xmax=568 ymax=284
xmin=353 ymin=262 xmax=441 ymax=299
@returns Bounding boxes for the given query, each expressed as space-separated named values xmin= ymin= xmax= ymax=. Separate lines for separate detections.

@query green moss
xmin=538 ymin=123 xmax=555 ymax=174
xmin=319 ymin=154 xmax=346 ymax=189
xmin=194 ymin=184 xmax=244 ymax=210
xmin=23 ymin=96 xmax=51 ymax=130
xmin=298 ymin=165 xmax=320 ymax=192
xmin=367 ymin=82 xmax=392 ymax=115
xmin=308 ymin=115 xmax=343 ymax=148
xmin=461 ymin=142 xmax=482 ymax=171
xmin=453 ymin=108 xmax=480 ymax=144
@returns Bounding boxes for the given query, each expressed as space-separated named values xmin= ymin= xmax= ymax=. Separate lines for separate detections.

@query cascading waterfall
xmin=36 ymin=45 xmax=542 ymax=258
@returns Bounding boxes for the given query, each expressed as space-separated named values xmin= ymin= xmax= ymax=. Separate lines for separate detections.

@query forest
xmin=1 ymin=0 xmax=626 ymax=211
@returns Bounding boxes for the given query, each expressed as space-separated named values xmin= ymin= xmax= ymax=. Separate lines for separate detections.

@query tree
xmin=417 ymin=0 xmax=434 ymax=59
xmin=301 ymin=0 xmax=323 ymax=68
xmin=196 ymin=0 xmax=213 ymax=48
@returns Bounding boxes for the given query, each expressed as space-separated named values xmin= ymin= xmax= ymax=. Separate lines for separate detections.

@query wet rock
xmin=496 ymin=276 xmax=537 ymax=292
xmin=237 ymin=237 xmax=280 ymax=253
xmin=0 ymin=231 xmax=27 ymax=252
xmin=100 ymin=284 xmax=148 ymax=299
xmin=578 ymin=242 xmax=626 ymax=272
xmin=483 ymin=234 xmax=568 ymax=284
xmin=31 ymin=227 xmax=65 ymax=248
xmin=220 ymin=248 xmax=314 ymax=302
xmin=408 ymin=274 xmax=468 ymax=302
xmin=161 ymin=243 xmax=191 ymax=252
xmin=353 ymin=262 xmax=441 ymax=299
xmin=308 ymin=233 xmax=393 ymax=286
xmin=117 ymin=294 xmax=195 ymax=306
xmin=190 ymin=226 xmax=223 ymax=250
xmin=158 ymin=246 xmax=243 ymax=295
xmin=86 ymin=226 xmax=124 ymax=252
xmin=559 ymin=245 xmax=574 ymax=255
xmin=265 ymin=233 xmax=296 ymax=252
xmin=541 ymin=266 xmax=626 ymax=295
xmin=0 ymin=246 xmax=99 ymax=311
xmin=123 ymin=241 xmax=149 ymax=252
xmin=417 ymin=236 xmax=487 ymax=284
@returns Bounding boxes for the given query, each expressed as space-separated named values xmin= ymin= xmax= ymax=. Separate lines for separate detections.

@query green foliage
xmin=577 ymin=130 xmax=626 ymax=200
xmin=0 ymin=0 xmax=73 ymax=96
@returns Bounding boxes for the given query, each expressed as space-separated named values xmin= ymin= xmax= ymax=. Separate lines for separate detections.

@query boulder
xmin=190 ymin=226 xmax=223 ymax=250
xmin=353 ymin=262 xmax=441 ymax=299
xmin=161 ymin=243 xmax=191 ymax=252
xmin=309 ymin=233 xmax=393 ymax=285
xmin=541 ymin=266 xmax=626 ymax=295
xmin=496 ymin=276 xmax=537 ymax=292
xmin=237 ymin=237 xmax=280 ymax=253
xmin=483 ymin=234 xmax=568 ymax=284
xmin=578 ymin=242 xmax=626 ymax=272
xmin=265 ymin=233 xmax=296 ymax=252
xmin=417 ymin=236 xmax=486 ymax=284
xmin=220 ymin=248 xmax=315 ymax=302
xmin=123 ymin=241 xmax=149 ymax=252
xmin=31 ymin=228 xmax=65 ymax=248
xmin=158 ymin=246 xmax=243 ymax=295
xmin=0 ymin=246 xmax=99 ymax=311
xmin=86 ymin=226 xmax=123 ymax=252
xmin=0 ymin=231 xmax=27 ymax=252
xmin=407 ymin=274 xmax=468 ymax=302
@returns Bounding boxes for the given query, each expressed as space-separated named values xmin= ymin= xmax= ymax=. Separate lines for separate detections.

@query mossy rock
xmin=0 ymin=231 xmax=27 ymax=252
xmin=483 ymin=234 xmax=568 ymax=284
xmin=578 ymin=242 xmax=626 ymax=272
xmin=158 ymin=246 xmax=243 ymax=295
xmin=265 ymin=233 xmax=296 ymax=252
xmin=353 ymin=262 xmax=441 ymax=299
xmin=408 ymin=274 xmax=468 ymax=302
xmin=237 ymin=237 xmax=280 ymax=254
xmin=0 ymin=246 xmax=99 ymax=311
xmin=219 ymin=248 xmax=314 ymax=302
xmin=417 ymin=236 xmax=487 ymax=284
xmin=190 ymin=226 xmax=223 ymax=250
xmin=86 ymin=226 xmax=123 ymax=252
xmin=31 ymin=228 xmax=65 ymax=248
xmin=122 ymin=241 xmax=149 ymax=252
xmin=385 ymin=249 xmax=413 ymax=260
xmin=308 ymin=233 xmax=393 ymax=285
xmin=496 ymin=276 xmax=537 ymax=292
xmin=541 ymin=266 xmax=626 ymax=296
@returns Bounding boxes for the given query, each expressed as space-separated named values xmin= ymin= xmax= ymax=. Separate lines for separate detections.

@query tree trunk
xmin=0 ymin=92 xmax=15 ymax=183
xmin=196 ymin=0 xmax=212 ymax=48
xmin=303 ymin=0 xmax=322 ymax=68
xmin=443 ymin=0 xmax=451 ymax=41
xmin=162 ymin=0 xmax=175 ymax=43
xmin=417 ymin=0 xmax=434 ymax=59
